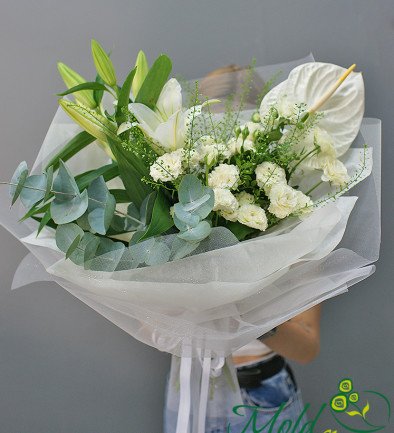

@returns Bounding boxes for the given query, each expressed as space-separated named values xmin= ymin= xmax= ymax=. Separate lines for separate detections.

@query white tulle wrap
xmin=0 ymin=55 xmax=381 ymax=433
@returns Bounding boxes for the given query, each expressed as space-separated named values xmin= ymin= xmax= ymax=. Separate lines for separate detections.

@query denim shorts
xmin=163 ymin=361 xmax=308 ymax=433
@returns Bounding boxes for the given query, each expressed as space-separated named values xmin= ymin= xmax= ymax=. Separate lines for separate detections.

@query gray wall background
xmin=0 ymin=1 xmax=393 ymax=432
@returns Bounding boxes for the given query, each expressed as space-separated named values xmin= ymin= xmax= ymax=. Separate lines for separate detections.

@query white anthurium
xmin=260 ymin=62 xmax=364 ymax=157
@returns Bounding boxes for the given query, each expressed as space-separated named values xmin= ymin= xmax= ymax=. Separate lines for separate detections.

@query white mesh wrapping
xmin=0 ymin=55 xmax=381 ymax=432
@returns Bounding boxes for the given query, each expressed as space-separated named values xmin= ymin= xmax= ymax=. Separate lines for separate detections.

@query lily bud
xmin=57 ymin=62 xmax=97 ymax=109
xmin=59 ymin=99 xmax=117 ymax=144
xmin=91 ymin=40 xmax=117 ymax=87
xmin=132 ymin=50 xmax=149 ymax=98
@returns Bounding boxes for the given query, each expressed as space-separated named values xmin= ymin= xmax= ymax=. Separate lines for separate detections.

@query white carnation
xmin=321 ymin=158 xmax=350 ymax=186
xmin=255 ymin=162 xmax=287 ymax=194
xmin=150 ymin=149 xmax=184 ymax=182
xmin=213 ymin=188 xmax=239 ymax=212
xmin=237 ymin=203 xmax=268 ymax=231
xmin=235 ymin=191 xmax=255 ymax=206
xmin=208 ymin=164 xmax=240 ymax=190
xmin=268 ymin=183 xmax=298 ymax=219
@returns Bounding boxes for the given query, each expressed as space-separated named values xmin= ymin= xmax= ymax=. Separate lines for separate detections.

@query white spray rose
xmin=213 ymin=188 xmax=239 ymax=212
xmin=240 ymin=122 xmax=261 ymax=141
xmin=237 ymin=203 xmax=268 ymax=231
xmin=255 ymin=162 xmax=287 ymax=194
xmin=321 ymin=158 xmax=350 ymax=186
xmin=208 ymin=164 xmax=240 ymax=190
xmin=219 ymin=208 xmax=239 ymax=222
xmin=236 ymin=191 xmax=255 ymax=206
xmin=228 ymin=137 xmax=255 ymax=155
xmin=150 ymin=149 xmax=184 ymax=182
xmin=268 ymin=183 xmax=298 ymax=219
xmin=294 ymin=190 xmax=314 ymax=215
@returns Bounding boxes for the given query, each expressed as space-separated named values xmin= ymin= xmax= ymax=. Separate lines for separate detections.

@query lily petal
xmin=155 ymin=78 xmax=183 ymax=121
xmin=128 ymin=102 xmax=162 ymax=132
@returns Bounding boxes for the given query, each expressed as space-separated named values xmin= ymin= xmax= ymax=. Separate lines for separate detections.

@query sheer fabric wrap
xmin=0 ymin=55 xmax=381 ymax=433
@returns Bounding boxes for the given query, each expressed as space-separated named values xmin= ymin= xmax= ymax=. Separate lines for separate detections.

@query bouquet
xmin=0 ymin=42 xmax=380 ymax=433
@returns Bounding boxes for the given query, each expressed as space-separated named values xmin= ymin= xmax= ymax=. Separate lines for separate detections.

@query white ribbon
xmin=176 ymin=347 xmax=226 ymax=433
xmin=176 ymin=354 xmax=192 ymax=433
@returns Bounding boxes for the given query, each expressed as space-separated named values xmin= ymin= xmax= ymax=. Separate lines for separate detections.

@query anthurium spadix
xmin=260 ymin=62 xmax=364 ymax=157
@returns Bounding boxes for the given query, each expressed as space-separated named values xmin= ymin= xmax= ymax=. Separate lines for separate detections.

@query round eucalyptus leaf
xmin=145 ymin=241 xmax=171 ymax=266
xmin=87 ymin=176 xmax=116 ymax=235
xmin=177 ymin=220 xmax=212 ymax=242
xmin=51 ymin=189 xmax=89 ymax=224
xmin=170 ymin=237 xmax=200 ymax=261
xmin=20 ymin=174 xmax=47 ymax=208
xmin=56 ymin=223 xmax=84 ymax=254
xmin=174 ymin=203 xmax=200 ymax=227
xmin=85 ymin=238 xmax=125 ymax=272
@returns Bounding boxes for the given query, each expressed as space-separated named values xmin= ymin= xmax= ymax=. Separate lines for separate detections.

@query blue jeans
xmin=225 ymin=365 xmax=308 ymax=433
xmin=164 ymin=362 xmax=308 ymax=433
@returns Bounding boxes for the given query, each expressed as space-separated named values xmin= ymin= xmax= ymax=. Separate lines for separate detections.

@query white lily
xmin=120 ymin=78 xmax=218 ymax=154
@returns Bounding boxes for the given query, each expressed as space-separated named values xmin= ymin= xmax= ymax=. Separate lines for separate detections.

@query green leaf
xmin=177 ymin=220 xmax=211 ymax=242
xmin=57 ymin=82 xmax=109 ymax=97
xmin=20 ymin=174 xmax=47 ymax=208
xmin=87 ymin=176 xmax=116 ymax=235
xmin=225 ymin=221 xmax=257 ymax=241
xmin=45 ymin=131 xmax=96 ymax=171
xmin=116 ymin=67 xmax=137 ymax=123
xmin=56 ymin=223 xmax=84 ymax=254
xmin=115 ymin=247 xmax=140 ymax=270
xmin=75 ymin=162 xmax=119 ymax=190
xmin=107 ymin=137 xmax=152 ymax=207
xmin=44 ymin=166 xmax=54 ymax=202
xmin=19 ymin=201 xmax=50 ymax=222
xmin=91 ymin=39 xmax=117 ymax=87
xmin=135 ymin=54 xmax=172 ymax=109
xmin=93 ymin=74 xmax=106 ymax=106
xmin=109 ymin=189 xmax=130 ymax=203
xmin=50 ymin=161 xmax=88 ymax=224
xmin=138 ymin=190 xmax=173 ymax=241
xmin=37 ymin=209 xmax=52 ymax=235
xmin=9 ymin=161 xmax=28 ymax=205
xmin=66 ymin=234 xmax=82 ymax=259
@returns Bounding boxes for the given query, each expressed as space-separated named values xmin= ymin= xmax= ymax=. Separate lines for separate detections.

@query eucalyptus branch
xmin=1 ymin=182 xmax=143 ymax=225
